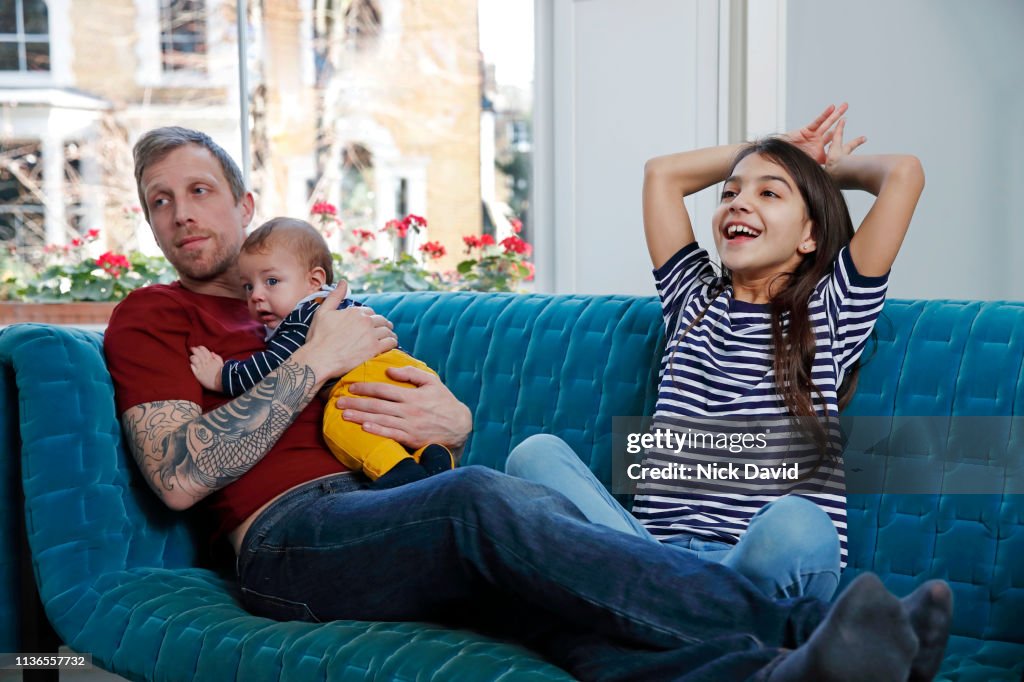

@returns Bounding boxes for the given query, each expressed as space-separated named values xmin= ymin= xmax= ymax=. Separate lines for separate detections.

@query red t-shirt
xmin=103 ymin=282 xmax=346 ymax=541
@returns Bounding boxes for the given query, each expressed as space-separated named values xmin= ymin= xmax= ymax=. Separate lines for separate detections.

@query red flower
xmin=403 ymin=214 xmax=427 ymax=230
xmin=311 ymin=201 xmax=338 ymax=216
xmin=509 ymin=217 xmax=523 ymax=234
xmin=419 ymin=241 xmax=447 ymax=259
xmin=70 ymin=238 xmax=83 ymax=247
xmin=381 ymin=219 xmax=410 ymax=239
xmin=500 ymin=236 xmax=531 ymax=255
xmin=347 ymin=245 xmax=369 ymax=259
xmin=353 ymin=229 xmax=376 ymax=242
xmin=463 ymin=234 xmax=496 ymax=255
xmin=85 ymin=228 xmax=101 ymax=240
xmin=96 ymin=251 xmax=131 ymax=279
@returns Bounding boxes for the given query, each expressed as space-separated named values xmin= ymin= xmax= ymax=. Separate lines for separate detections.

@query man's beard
xmin=173 ymin=242 xmax=236 ymax=282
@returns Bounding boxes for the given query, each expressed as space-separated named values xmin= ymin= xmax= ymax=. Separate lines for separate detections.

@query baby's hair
xmin=242 ymin=217 xmax=335 ymax=285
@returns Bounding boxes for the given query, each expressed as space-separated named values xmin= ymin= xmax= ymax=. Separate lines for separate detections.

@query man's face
xmin=139 ymin=144 xmax=253 ymax=294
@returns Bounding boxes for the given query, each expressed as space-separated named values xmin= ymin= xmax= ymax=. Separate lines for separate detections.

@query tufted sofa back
xmin=0 ymin=325 xmax=206 ymax=651
xmin=1 ymin=293 xmax=1022 ymax=679
xmin=838 ymin=300 xmax=1024 ymax=677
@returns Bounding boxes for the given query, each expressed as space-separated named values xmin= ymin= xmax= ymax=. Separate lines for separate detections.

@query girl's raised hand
xmin=784 ymin=103 xmax=848 ymax=164
xmin=824 ymin=118 xmax=868 ymax=177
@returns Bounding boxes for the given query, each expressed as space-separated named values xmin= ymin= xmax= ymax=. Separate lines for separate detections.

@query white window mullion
xmin=135 ymin=0 xmax=162 ymax=86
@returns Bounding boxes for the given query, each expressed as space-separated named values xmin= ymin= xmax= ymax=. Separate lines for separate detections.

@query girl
xmin=506 ymin=104 xmax=924 ymax=601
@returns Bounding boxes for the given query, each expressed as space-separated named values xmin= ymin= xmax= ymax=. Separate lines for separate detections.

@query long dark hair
xmin=674 ymin=138 xmax=858 ymax=461
xmin=730 ymin=138 xmax=857 ymax=451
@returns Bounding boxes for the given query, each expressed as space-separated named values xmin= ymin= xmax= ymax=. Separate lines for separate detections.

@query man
xmin=104 ymin=126 xmax=952 ymax=681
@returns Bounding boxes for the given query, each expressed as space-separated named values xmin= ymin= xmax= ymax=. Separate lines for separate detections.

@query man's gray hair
xmin=133 ymin=127 xmax=246 ymax=222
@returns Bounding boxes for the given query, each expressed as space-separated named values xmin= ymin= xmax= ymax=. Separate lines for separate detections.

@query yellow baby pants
xmin=322 ymin=349 xmax=440 ymax=480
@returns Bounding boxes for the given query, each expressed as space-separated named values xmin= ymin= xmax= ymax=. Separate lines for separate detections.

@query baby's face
xmin=238 ymin=249 xmax=322 ymax=329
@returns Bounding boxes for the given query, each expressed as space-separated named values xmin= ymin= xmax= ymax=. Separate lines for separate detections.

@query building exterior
xmin=1 ymin=0 xmax=483 ymax=269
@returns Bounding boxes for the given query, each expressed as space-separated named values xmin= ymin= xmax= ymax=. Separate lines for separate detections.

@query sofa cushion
xmin=2 ymin=294 xmax=1022 ymax=680
xmin=0 ymin=319 xmax=574 ymax=681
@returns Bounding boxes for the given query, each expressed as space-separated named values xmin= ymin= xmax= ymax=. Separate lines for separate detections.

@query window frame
xmin=135 ymin=0 xmax=231 ymax=88
xmin=159 ymin=0 xmax=209 ymax=74
xmin=0 ymin=0 xmax=50 ymax=74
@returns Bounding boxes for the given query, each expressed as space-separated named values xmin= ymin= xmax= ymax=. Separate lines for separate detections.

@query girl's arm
xmin=642 ymin=104 xmax=846 ymax=270
xmin=642 ymin=145 xmax=744 ymax=269
xmin=826 ymin=120 xmax=925 ymax=277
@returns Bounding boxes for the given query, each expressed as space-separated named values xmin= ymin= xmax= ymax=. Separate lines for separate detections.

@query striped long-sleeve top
xmin=630 ymin=242 xmax=889 ymax=567
xmin=220 ymin=288 xmax=362 ymax=396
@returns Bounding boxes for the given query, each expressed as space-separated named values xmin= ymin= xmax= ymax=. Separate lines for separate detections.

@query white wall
xmin=537 ymin=0 xmax=1024 ymax=301
xmin=786 ymin=0 xmax=1024 ymax=300
xmin=534 ymin=0 xmax=721 ymax=295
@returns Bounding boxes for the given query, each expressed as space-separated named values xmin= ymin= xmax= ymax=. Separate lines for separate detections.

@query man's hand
xmin=336 ymin=366 xmax=473 ymax=456
xmin=298 ymin=281 xmax=399 ymax=383
xmin=189 ymin=345 xmax=225 ymax=391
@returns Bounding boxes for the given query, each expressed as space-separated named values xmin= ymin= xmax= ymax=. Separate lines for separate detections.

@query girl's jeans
xmin=505 ymin=434 xmax=841 ymax=602
xmin=237 ymin=465 xmax=828 ymax=681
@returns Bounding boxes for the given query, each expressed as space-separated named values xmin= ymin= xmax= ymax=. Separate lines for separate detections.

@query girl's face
xmin=712 ymin=153 xmax=816 ymax=280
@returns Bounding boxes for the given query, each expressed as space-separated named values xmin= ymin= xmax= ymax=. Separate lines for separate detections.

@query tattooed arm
xmin=117 ymin=286 xmax=398 ymax=511
xmin=120 ymin=358 xmax=318 ymax=509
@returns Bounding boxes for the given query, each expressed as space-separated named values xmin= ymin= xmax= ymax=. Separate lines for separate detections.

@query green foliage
xmin=496 ymin=148 xmax=532 ymax=221
xmin=0 ymin=247 xmax=31 ymax=301
xmin=455 ymin=253 xmax=531 ymax=292
xmin=349 ymin=254 xmax=445 ymax=294
xmin=7 ymin=247 xmax=176 ymax=303
xmin=3 ymin=209 xmax=534 ymax=303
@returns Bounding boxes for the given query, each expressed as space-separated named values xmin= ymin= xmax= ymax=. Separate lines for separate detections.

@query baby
xmin=189 ymin=217 xmax=454 ymax=488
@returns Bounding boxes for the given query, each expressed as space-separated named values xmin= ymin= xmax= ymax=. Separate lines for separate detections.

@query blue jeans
xmin=237 ymin=466 xmax=828 ymax=681
xmin=505 ymin=435 xmax=841 ymax=601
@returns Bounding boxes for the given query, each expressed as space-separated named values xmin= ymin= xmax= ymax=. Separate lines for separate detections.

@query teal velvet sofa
xmin=1 ymin=293 xmax=1022 ymax=681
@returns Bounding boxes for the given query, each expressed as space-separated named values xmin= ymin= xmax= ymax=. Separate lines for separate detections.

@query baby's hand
xmin=189 ymin=346 xmax=225 ymax=392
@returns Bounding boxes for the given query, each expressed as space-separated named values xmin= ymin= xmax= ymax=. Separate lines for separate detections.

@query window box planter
xmin=0 ymin=301 xmax=118 ymax=327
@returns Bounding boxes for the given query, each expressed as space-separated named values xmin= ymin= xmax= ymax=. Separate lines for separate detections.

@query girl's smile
xmin=712 ymin=153 xmax=816 ymax=287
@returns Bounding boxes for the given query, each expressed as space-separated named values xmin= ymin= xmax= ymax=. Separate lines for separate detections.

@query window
xmin=0 ymin=141 xmax=88 ymax=259
xmin=510 ymin=120 xmax=530 ymax=149
xmin=0 ymin=0 xmax=49 ymax=72
xmin=340 ymin=143 xmax=375 ymax=234
xmin=0 ymin=142 xmax=44 ymax=252
xmin=160 ymin=0 xmax=207 ymax=72
xmin=313 ymin=0 xmax=381 ymax=80
xmin=344 ymin=0 xmax=381 ymax=51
